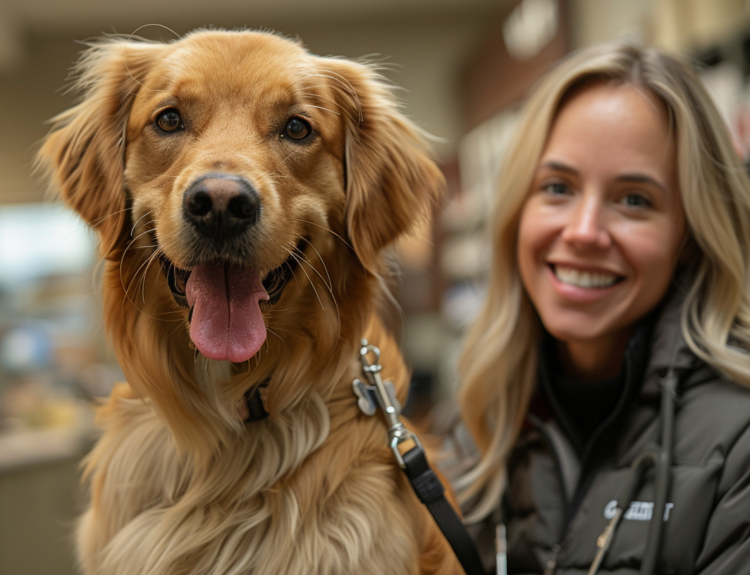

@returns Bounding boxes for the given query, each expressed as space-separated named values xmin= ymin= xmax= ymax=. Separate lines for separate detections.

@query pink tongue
xmin=185 ymin=263 xmax=269 ymax=363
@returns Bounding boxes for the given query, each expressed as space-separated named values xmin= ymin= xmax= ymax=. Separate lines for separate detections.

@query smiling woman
xmin=456 ymin=42 xmax=750 ymax=575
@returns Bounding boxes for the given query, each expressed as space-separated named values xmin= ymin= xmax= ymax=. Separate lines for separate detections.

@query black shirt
xmin=537 ymin=317 xmax=656 ymax=456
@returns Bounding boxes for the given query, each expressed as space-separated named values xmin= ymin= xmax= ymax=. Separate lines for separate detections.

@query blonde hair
xmin=457 ymin=42 xmax=750 ymax=521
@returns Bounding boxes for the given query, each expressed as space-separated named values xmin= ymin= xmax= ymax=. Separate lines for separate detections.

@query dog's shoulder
xmin=85 ymin=382 xmax=180 ymax=494
xmin=93 ymin=383 xmax=165 ymax=436
xmin=79 ymin=383 xmax=187 ymax=573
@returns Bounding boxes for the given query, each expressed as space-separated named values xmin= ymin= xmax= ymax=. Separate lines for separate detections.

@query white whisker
xmin=283 ymin=246 xmax=325 ymax=311
xmin=131 ymin=210 xmax=153 ymax=236
xmin=286 ymin=217 xmax=352 ymax=249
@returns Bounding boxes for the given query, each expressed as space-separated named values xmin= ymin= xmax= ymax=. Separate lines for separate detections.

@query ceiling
xmin=0 ymin=0 xmax=505 ymax=70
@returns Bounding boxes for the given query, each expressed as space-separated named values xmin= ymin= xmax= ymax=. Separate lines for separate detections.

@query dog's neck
xmin=235 ymin=326 xmax=401 ymax=427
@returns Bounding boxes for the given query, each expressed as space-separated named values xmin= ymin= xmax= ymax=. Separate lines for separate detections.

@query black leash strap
xmin=402 ymin=446 xmax=486 ymax=575
xmin=354 ymin=339 xmax=485 ymax=575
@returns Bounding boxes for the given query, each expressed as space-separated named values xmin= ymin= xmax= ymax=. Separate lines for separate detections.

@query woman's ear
xmin=36 ymin=40 xmax=164 ymax=259
xmin=322 ymin=58 xmax=445 ymax=274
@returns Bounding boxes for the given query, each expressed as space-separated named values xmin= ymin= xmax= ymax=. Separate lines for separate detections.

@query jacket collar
xmin=535 ymin=316 xmax=654 ymax=456
xmin=641 ymin=275 xmax=703 ymax=398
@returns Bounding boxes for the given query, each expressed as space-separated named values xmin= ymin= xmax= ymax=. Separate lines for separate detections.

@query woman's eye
xmin=155 ymin=109 xmax=183 ymax=133
xmin=282 ymin=117 xmax=312 ymax=141
xmin=543 ymin=182 xmax=570 ymax=196
xmin=622 ymin=193 xmax=652 ymax=208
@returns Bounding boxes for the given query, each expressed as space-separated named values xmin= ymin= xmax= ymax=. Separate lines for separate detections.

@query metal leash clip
xmin=352 ymin=338 xmax=423 ymax=468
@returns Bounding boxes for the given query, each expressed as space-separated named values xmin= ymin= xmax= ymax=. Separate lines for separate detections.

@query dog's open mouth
xmin=159 ymin=240 xmax=304 ymax=363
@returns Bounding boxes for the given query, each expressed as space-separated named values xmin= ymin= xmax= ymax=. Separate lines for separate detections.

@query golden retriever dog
xmin=37 ymin=29 xmax=462 ymax=575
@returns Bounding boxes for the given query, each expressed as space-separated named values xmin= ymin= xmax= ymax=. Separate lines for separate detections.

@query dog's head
xmin=37 ymin=30 xmax=442 ymax=454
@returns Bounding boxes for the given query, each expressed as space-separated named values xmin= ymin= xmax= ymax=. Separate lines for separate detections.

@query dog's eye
xmin=155 ymin=109 xmax=184 ymax=133
xmin=282 ymin=117 xmax=312 ymax=141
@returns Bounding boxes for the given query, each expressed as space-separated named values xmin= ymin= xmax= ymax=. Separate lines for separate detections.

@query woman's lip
xmin=546 ymin=264 xmax=623 ymax=302
xmin=547 ymin=261 xmax=623 ymax=276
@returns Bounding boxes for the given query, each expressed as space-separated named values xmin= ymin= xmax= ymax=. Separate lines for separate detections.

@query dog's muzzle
xmin=158 ymin=239 xmax=305 ymax=310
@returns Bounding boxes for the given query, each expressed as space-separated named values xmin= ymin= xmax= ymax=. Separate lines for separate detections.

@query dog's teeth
xmin=554 ymin=266 xmax=618 ymax=288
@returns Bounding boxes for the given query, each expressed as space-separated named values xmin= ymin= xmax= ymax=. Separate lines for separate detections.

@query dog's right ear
xmin=36 ymin=41 xmax=164 ymax=259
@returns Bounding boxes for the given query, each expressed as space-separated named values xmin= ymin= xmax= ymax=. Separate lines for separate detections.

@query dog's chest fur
xmin=81 ymin=387 xmax=422 ymax=575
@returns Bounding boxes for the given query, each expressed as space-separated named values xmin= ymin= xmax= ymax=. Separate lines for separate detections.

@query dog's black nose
xmin=183 ymin=174 xmax=260 ymax=241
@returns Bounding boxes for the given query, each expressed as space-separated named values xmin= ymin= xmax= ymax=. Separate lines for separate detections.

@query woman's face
xmin=517 ymin=82 xmax=687 ymax=379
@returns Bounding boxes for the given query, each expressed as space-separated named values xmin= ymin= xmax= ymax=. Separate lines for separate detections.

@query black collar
xmin=243 ymin=382 xmax=270 ymax=422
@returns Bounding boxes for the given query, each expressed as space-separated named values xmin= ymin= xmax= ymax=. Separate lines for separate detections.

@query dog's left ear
xmin=322 ymin=59 xmax=445 ymax=273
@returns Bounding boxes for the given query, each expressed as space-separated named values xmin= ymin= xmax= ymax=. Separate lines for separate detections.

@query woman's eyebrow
xmin=539 ymin=160 xmax=578 ymax=175
xmin=616 ymin=173 xmax=667 ymax=193
xmin=540 ymin=161 xmax=668 ymax=194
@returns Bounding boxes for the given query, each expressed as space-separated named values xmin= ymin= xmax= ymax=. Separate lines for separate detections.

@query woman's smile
xmin=550 ymin=264 xmax=622 ymax=289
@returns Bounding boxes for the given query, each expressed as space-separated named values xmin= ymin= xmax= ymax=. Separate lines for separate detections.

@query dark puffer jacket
xmin=471 ymin=293 xmax=750 ymax=574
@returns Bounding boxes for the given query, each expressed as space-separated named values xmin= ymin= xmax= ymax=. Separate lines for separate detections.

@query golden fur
xmin=37 ymin=30 xmax=460 ymax=574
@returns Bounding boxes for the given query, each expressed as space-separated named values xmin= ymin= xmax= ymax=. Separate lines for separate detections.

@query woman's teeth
xmin=554 ymin=266 xmax=618 ymax=288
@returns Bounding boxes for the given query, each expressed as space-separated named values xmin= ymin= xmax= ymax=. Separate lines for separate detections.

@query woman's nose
xmin=560 ymin=194 xmax=612 ymax=250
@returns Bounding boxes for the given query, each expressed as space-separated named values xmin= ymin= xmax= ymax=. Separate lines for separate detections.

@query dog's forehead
xmin=151 ymin=32 xmax=316 ymax=99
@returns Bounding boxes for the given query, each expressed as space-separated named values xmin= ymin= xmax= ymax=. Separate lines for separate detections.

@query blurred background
xmin=2 ymin=0 xmax=750 ymax=572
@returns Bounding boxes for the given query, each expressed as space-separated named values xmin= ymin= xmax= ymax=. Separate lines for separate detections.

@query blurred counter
xmin=0 ymin=424 xmax=95 ymax=575
xmin=0 ymin=425 xmax=94 ymax=471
